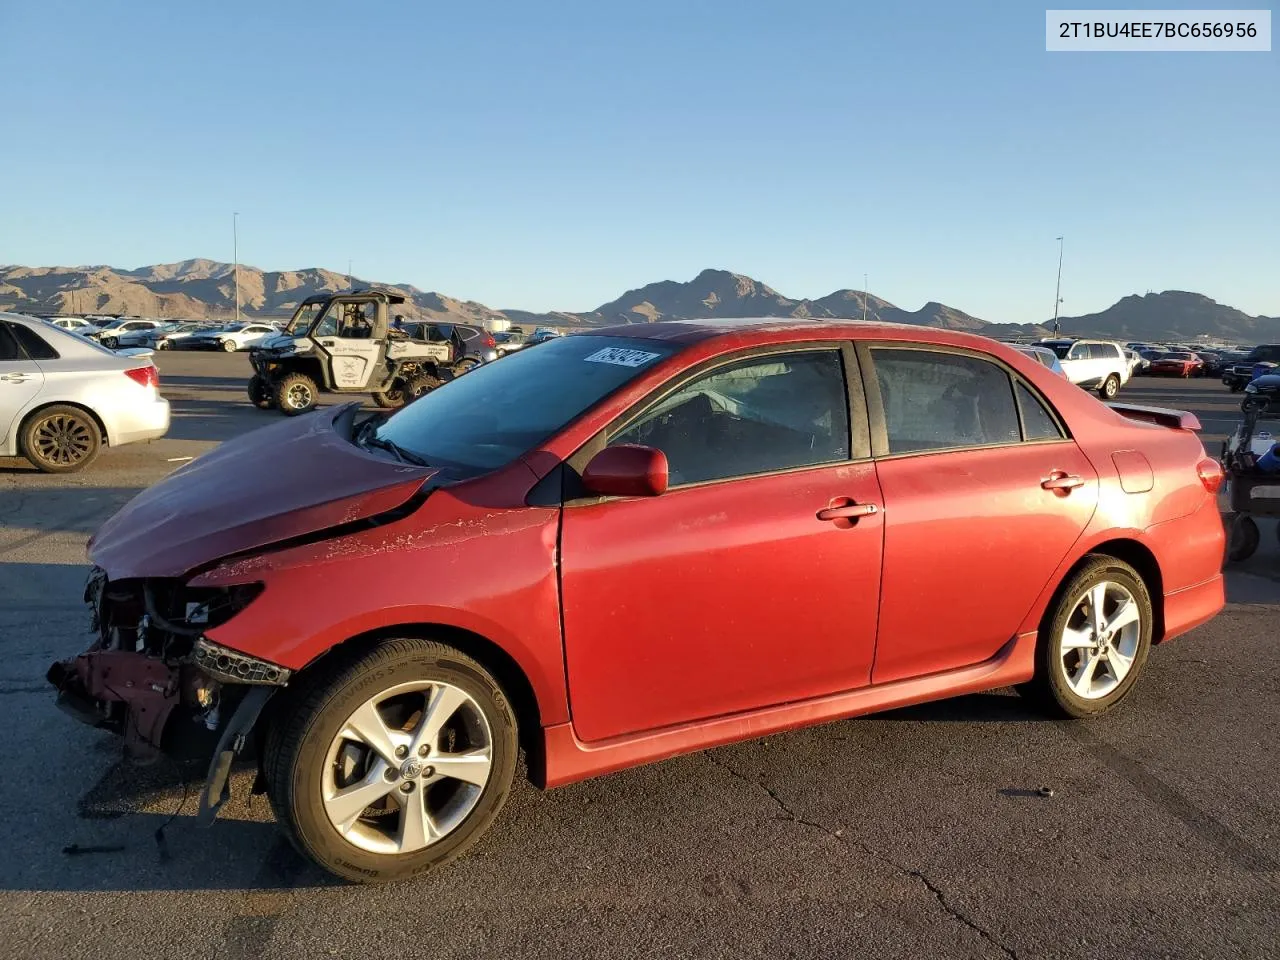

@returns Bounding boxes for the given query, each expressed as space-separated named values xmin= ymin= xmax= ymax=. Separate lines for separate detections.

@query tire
xmin=403 ymin=374 xmax=441 ymax=403
xmin=371 ymin=383 xmax=406 ymax=409
xmin=157 ymin=339 xmax=172 ymax=350
xmin=453 ymin=358 xmax=479 ymax=377
xmin=102 ymin=336 xmax=119 ymax=350
xmin=247 ymin=375 xmax=275 ymax=410
xmin=275 ymin=372 xmax=319 ymax=416
xmin=20 ymin=405 xmax=103 ymax=474
xmin=221 ymin=338 xmax=238 ymax=352
xmin=1019 ymin=556 xmax=1153 ymax=719
xmin=1098 ymin=374 xmax=1121 ymax=400
xmin=1227 ymin=513 xmax=1260 ymax=562
xmin=263 ymin=638 xmax=518 ymax=884
xmin=1230 ymin=383 xmax=1243 ymax=393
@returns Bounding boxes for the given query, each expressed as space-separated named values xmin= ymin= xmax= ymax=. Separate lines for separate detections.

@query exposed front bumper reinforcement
xmin=196 ymin=686 xmax=276 ymax=826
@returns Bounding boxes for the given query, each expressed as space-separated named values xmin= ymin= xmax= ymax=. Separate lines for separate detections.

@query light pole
xmin=1052 ymin=236 xmax=1064 ymax=337
xmin=862 ymin=274 xmax=868 ymax=322
xmin=233 ymin=212 xmax=241 ymax=322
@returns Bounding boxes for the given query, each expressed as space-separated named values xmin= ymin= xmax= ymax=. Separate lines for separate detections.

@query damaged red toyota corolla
xmin=49 ymin=319 xmax=1226 ymax=882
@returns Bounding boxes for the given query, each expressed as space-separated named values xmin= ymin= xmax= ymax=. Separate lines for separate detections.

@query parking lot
xmin=2 ymin=356 xmax=1278 ymax=960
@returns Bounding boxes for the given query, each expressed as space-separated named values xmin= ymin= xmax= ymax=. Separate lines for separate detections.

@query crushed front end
xmin=48 ymin=568 xmax=290 ymax=821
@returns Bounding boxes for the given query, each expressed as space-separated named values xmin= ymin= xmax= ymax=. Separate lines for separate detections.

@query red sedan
xmin=1148 ymin=351 xmax=1204 ymax=377
xmin=50 ymin=319 xmax=1225 ymax=882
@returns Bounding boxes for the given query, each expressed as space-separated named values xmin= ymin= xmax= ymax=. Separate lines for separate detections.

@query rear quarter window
xmin=9 ymin=323 xmax=60 ymax=360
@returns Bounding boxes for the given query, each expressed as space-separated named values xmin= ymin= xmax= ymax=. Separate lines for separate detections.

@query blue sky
xmin=3 ymin=0 xmax=1276 ymax=322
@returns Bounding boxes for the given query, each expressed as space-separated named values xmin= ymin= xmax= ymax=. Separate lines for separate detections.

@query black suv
xmin=1223 ymin=345 xmax=1280 ymax=392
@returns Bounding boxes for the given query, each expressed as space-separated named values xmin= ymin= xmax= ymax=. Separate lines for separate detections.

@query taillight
xmin=485 ymin=334 xmax=496 ymax=348
xmin=124 ymin=365 xmax=159 ymax=390
xmin=1196 ymin=457 xmax=1224 ymax=494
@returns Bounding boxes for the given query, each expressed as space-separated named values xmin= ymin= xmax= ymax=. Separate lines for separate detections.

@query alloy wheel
xmin=321 ymin=680 xmax=494 ymax=855
xmin=1058 ymin=581 xmax=1142 ymax=700
xmin=286 ymin=384 xmax=313 ymax=410
xmin=32 ymin=414 xmax=94 ymax=467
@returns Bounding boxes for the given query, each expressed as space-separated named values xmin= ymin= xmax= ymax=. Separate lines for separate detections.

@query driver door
xmin=315 ymin=301 xmax=385 ymax=389
xmin=559 ymin=345 xmax=884 ymax=742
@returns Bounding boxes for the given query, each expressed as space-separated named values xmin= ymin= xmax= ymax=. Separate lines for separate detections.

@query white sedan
xmin=182 ymin=322 xmax=281 ymax=352
xmin=0 ymin=313 xmax=170 ymax=473
xmin=47 ymin=317 xmax=97 ymax=336
xmin=93 ymin=318 xmax=167 ymax=350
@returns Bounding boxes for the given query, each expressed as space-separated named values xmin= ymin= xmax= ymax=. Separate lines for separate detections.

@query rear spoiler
xmin=1105 ymin=402 xmax=1201 ymax=431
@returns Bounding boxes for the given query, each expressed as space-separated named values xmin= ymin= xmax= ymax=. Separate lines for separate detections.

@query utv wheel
xmin=102 ymin=336 xmax=119 ymax=350
xmin=263 ymin=639 xmax=518 ymax=884
xmin=404 ymin=374 xmax=441 ymax=403
xmin=247 ymin=375 xmax=275 ymax=410
xmin=1019 ymin=556 xmax=1152 ymax=719
xmin=372 ymin=383 xmax=407 ymax=409
xmin=276 ymin=372 xmax=318 ymax=416
xmin=1226 ymin=513 xmax=1260 ymax=562
xmin=221 ymin=338 xmax=238 ymax=352
xmin=453 ymin=358 xmax=479 ymax=376
xmin=20 ymin=405 xmax=102 ymax=474
xmin=1098 ymin=374 xmax=1120 ymax=399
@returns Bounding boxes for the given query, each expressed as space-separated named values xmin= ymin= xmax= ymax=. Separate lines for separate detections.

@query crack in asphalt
xmin=705 ymin=751 xmax=1020 ymax=960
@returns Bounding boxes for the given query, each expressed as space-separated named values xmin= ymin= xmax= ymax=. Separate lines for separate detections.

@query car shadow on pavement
xmin=877 ymin=690 xmax=1044 ymax=723
xmin=0 ymin=486 xmax=142 ymax=534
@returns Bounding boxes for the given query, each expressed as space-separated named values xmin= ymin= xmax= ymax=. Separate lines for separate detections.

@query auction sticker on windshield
xmin=583 ymin=347 xmax=664 ymax=367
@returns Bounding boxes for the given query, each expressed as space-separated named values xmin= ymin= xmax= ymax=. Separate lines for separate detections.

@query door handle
xmin=0 ymin=374 xmax=31 ymax=383
xmin=816 ymin=500 xmax=879 ymax=522
xmin=1041 ymin=472 xmax=1085 ymax=492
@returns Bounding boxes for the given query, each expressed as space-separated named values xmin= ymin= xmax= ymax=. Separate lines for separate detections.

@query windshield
xmin=373 ymin=335 xmax=678 ymax=476
xmin=1046 ymin=343 xmax=1072 ymax=359
xmin=286 ymin=301 xmax=325 ymax=335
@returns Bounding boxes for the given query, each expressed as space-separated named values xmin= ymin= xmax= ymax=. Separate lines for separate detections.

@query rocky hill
xmin=0 ymin=261 xmax=1272 ymax=341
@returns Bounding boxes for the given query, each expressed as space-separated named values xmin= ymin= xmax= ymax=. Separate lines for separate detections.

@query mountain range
xmin=1 ymin=260 xmax=1275 ymax=343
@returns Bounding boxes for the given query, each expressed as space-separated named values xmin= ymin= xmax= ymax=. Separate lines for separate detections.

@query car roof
xmin=585 ymin=316 xmax=1012 ymax=353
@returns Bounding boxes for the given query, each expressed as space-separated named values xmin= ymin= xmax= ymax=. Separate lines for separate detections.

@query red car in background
xmin=1148 ymin=351 xmax=1204 ymax=377
xmin=49 ymin=319 xmax=1226 ymax=882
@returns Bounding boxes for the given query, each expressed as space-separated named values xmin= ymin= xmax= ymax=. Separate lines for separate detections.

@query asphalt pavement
xmin=1 ymin=358 xmax=1277 ymax=960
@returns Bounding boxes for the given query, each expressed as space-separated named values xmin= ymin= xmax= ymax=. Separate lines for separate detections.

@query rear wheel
xmin=276 ymin=372 xmax=319 ymax=416
xmin=1227 ymin=513 xmax=1260 ymax=562
xmin=372 ymin=383 xmax=406 ymax=409
xmin=1020 ymin=556 xmax=1152 ymax=718
xmin=20 ymin=405 xmax=102 ymax=474
xmin=452 ymin=357 xmax=479 ymax=377
xmin=1098 ymin=374 xmax=1121 ymax=399
xmin=157 ymin=339 xmax=172 ymax=350
xmin=247 ymin=375 xmax=275 ymax=410
xmin=263 ymin=639 xmax=518 ymax=884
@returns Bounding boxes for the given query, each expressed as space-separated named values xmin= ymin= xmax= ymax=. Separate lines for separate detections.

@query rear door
xmin=560 ymin=344 xmax=885 ymax=742
xmin=0 ymin=323 xmax=47 ymax=449
xmin=862 ymin=345 xmax=1098 ymax=683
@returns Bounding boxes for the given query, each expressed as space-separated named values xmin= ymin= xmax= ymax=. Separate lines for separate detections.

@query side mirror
xmin=581 ymin=445 xmax=669 ymax=499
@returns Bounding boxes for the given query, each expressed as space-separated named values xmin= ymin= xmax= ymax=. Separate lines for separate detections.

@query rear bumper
xmin=1161 ymin=575 xmax=1224 ymax=644
xmin=111 ymin=397 xmax=170 ymax=446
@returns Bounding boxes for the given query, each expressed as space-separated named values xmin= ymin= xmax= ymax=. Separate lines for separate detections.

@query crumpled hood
xmin=90 ymin=407 xmax=436 ymax=579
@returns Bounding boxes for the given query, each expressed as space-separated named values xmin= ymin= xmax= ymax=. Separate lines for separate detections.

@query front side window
xmin=610 ymin=350 xmax=850 ymax=486
xmin=1067 ymin=343 xmax=1088 ymax=360
xmin=872 ymin=348 xmax=1021 ymax=454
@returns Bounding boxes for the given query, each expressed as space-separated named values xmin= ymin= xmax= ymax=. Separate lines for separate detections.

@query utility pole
xmin=862 ymin=274 xmax=868 ymax=322
xmin=1053 ymin=236 xmax=1064 ymax=337
xmin=233 ymin=212 xmax=241 ymax=322
xmin=348 ymin=259 xmax=353 ymax=287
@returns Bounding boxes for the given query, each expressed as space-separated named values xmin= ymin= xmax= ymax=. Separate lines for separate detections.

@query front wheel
xmin=275 ymin=372 xmax=318 ymax=416
xmin=263 ymin=639 xmax=519 ymax=884
xmin=371 ymin=383 xmax=406 ymax=409
xmin=1019 ymin=556 xmax=1152 ymax=718
xmin=102 ymin=336 xmax=119 ymax=350
xmin=221 ymin=338 xmax=238 ymax=352
xmin=404 ymin=374 xmax=441 ymax=404
xmin=1098 ymin=374 xmax=1121 ymax=399
xmin=157 ymin=339 xmax=172 ymax=350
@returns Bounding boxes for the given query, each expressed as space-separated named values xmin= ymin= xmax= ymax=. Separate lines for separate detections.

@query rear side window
xmin=1087 ymin=343 xmax=1115 ymax=360
xmin=1016 ymin=382 xmax=1063 ymax=440
xmin=872 ymin=349 xmax=1021 ymax=454
xmin=0 ymin=324 xmax=23 ymax=361
xmin=10 ymin=323 xmax=60 ymax=360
